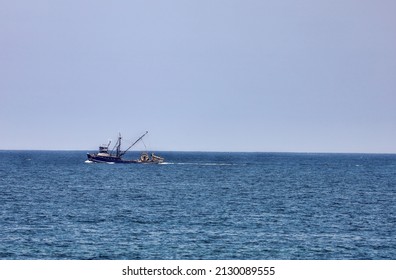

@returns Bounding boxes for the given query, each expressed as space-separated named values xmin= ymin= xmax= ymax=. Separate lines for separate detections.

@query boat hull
xmin=86 ymin=153 xmax=138 ymax=164
xmin=86 ymin=153 xmax=163 ymax=164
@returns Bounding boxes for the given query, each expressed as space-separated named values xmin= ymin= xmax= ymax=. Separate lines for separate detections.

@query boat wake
xmin=164 ymin=162 xmax=234 ymax=166
xmin=84 ymin=161 xmax=233 ymax=166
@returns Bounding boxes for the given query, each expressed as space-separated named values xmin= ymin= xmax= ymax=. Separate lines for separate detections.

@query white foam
xmin=175 ymin=162 xmax=234 ymax=166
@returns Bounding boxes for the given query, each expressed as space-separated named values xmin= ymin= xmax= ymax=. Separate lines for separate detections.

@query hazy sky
xmin=1 ymin=0 xmax=395 ymax=152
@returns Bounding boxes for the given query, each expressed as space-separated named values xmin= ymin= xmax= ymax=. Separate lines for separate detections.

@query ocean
xmin=0 ymin=151 xmax=395 ymax=259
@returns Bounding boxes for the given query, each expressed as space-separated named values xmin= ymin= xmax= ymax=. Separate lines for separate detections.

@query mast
xmin=116 ymin=133 xmax=122 ymax=157
xmin=119 ymin=131 xmax=149 ymax=157
xmin=110 ymin=133 xmax=122 ymax=157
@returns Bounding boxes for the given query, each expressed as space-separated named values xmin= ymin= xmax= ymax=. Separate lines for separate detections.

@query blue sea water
xmin=0 ymin=151 xmax=395 ymax=260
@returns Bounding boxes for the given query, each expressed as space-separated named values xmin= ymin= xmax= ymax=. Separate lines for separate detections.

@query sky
xmin=1 ymin=0 xmax=395 ymax=153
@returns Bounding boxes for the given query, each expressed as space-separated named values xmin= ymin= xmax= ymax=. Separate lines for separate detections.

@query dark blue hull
xmin=86 ymin=153 xmax=138 ymax=164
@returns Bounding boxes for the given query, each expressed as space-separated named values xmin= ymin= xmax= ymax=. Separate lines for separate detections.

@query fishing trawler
xmin=86 ymin=131 xmax=164 ymax=164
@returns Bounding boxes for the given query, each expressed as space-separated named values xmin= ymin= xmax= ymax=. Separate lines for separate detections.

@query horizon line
xmin=1 ymin=148 xmax=395 ymax=155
